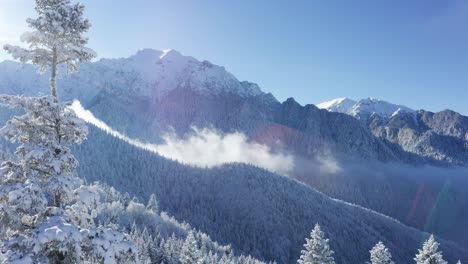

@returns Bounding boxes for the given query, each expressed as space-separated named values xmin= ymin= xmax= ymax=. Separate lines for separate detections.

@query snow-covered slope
xmin=317 ymin=97 xmax=415 ymax=121
xmin=1 ymin=97 xmax=468 ymax=262
xmin=105 ymin=48 xmax=263 ymax=98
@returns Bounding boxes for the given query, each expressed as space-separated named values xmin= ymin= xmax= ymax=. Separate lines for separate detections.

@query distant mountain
xmin=318 ymin=97 xmax=468 ymax=164
xmin=368 ymin=109 xmax=468 ymax=164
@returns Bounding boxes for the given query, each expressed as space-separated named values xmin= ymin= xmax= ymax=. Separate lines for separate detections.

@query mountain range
xmin=1 ymin=49 xmax=468 ymax=262
xmin=318 ymin=97 xmax=468 ymax=165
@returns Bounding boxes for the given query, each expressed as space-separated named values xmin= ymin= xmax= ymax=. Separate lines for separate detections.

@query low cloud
xmin=71 ymin=101 xmax=294 ymax=176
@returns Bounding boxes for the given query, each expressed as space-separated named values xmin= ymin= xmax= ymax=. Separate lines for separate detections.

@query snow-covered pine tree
xmin=0 ymin=1 xmax=139 ymax=263
xmin=164 ymin=233 xmax=181 ymax=264
xmin=414 ymin=235 xmax=447 ymax=264
xmin=0 ymin=96 xmax=138 ymax=263
xmin=122 ymin=192 xmax=132 ymax=207
xmin=220 ymin=252 xmax=232 ymax=264
xmin=209 ymin=251 xmax=221 ymax=264
xmin=149 ymin=232 xmax=165 ymax=263
xmin=147 ymin=193 xmax=160 ymax=213
xmin=1 ymin=0 xmax=95 ymax=211
xmin=3 ymin=0 xmax=96 ymax=98
xmin=181 ymin=231 xmax=200 ymax=264
xmin=297 ymin=223 xmax=335 ymax=264
xmin=369 ymin=241 xmax=394 ymax=264
xmin=0 ymin=95 xmax=87 ymax=230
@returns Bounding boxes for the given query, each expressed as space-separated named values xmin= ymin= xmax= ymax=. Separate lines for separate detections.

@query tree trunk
xmin=50 ymin=47 xmax=58 ymax=99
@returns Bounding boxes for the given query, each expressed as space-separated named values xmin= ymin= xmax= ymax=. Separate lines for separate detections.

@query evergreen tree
xmin=297 ymin=224 xmax=335 ymax=264
xmin=150 ymin=233 xmax=165 ymax=263
xmin=369 ymin=241 xmax=394 ymax=264
xmin=0 ymin=96 xmax=86 ymax=231
xmin=3 ymin=0 xmax=96 ymax=98
xmin=122 ymin=192 xmax=131 ymax=207
xmin=0 ymin=98 xmax=138 ymax=263
xmin=147 ymin=193 xmax=160 ymax=213
xmin=0 ymin=1 xmax=137 ymax=263
xmin=140 ymin=228 xmax=153 ymax=264
xmin=220 ymin=252 xmax=232 ymax=264
xmin=414 ymin=235 xmax=447 ymax=264
xmin=181 ymin=231 xmax=200 ymax=264
xmin=164 ymin=234 xmax=181 ymax=264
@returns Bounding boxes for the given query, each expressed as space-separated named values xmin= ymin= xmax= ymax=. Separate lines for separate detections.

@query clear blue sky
xmin=1 ymin=0 xmax=468 ymax=114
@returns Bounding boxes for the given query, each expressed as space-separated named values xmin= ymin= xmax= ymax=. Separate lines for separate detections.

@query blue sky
xmin=1 ymin=0 xmax=468 ymax=114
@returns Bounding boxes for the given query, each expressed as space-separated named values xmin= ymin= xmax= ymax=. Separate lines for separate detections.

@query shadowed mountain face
xmin=319 ymin=97 xmax=468 ymax=165
xmin=88 ymin=87 xmax=404 ymax=163
xmin=368 ymin=110 xmax=468 ymax=165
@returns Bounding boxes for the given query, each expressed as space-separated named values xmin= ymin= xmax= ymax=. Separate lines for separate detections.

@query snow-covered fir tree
xmin=0 ymin=0 xmax=139 ymax=262
xmin=414 ymin=235 xmax=447 ymax=264
xmin=297 ymin=223 xmax=335 ymax=264
xmin=147 ymin=193 xmax=159 ymax=213
xmin=180 ymin=231 xmax=200 ymax=264
xmin=369 ymin=241 xmax=394 ymax=264
xmin=130 ymin=225 xmax=152 ymax=264
xmin=3 ymin=0 xmax=96 ymax=98
xmin=0 ymin=96 xmax=139 ymax=263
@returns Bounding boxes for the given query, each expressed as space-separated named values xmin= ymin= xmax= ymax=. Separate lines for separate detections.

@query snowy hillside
xmin=72 ymin=117 xmax=468 ymax=263
xmin=2 ymin=96 xmax=467 ymax=262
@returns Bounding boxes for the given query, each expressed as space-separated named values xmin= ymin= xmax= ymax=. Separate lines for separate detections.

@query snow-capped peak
xmin=115 ymin=49 xmax=265 ymax=98
xmin=160 ymin=49 xmax=182 ymax=59
xmin=0 ymin=48 xmax=265 ymax=100
xmin=317 ymin=97 xmax=356 ymax=113
xmin=317 ymin=97 xmax=414 ymax=120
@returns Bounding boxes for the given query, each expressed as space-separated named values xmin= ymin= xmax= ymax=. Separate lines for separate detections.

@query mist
xmin=292 ymin=152 xmax=468 ymax=247
xmin=72 ymin=100 xmax=468 ymax=248
xmin=71 ymin=101 xmax=294 ymax=175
